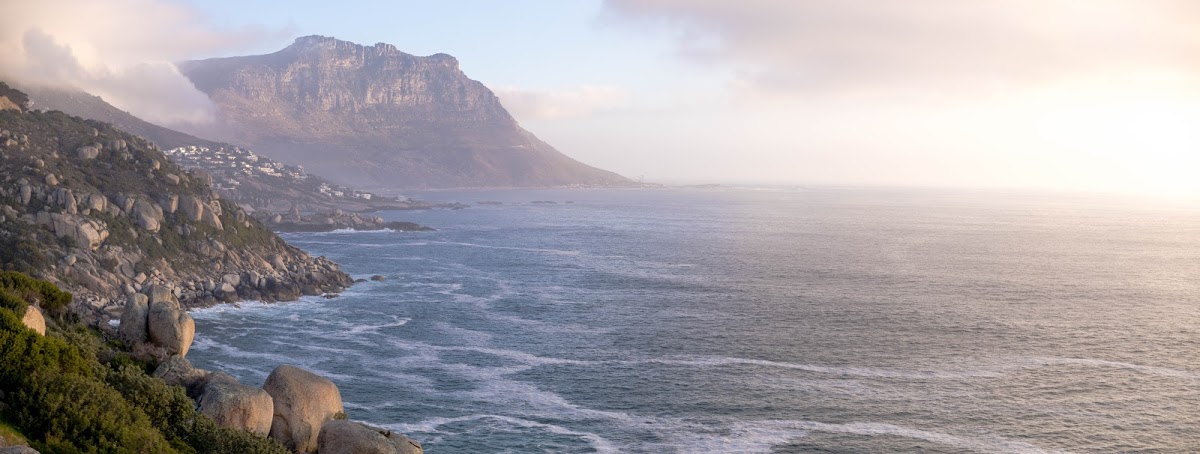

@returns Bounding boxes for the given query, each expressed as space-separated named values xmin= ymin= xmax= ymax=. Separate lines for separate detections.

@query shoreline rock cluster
xmin=116 ymin=287 xmax=422 ymax=453
xmin=259 ymin=208 xmax=433 ymax=233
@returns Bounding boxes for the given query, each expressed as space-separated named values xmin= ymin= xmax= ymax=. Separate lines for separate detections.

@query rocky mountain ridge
xmin=16 ymin=83 xmax=438 ymax=215
xmin=0 ymin=82 xmax=351 ymax=323
xmin=179 ymin=35 xmax=632 ymax=189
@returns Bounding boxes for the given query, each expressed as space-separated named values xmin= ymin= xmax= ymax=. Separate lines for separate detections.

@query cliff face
xmin=179 ymin=35 xmax=631 ymax=189
xmin=0 ymin=84 xmax=351 ymax=321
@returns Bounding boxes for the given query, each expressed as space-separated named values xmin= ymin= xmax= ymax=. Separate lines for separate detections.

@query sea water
xmin=188 ymin=187 xmax=1200 ymax=452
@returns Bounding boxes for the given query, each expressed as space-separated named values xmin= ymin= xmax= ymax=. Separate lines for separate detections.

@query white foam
xmin=429 ymin=240 xmax=582 ymax=256
xmin=384 ymin=414 xmax=619 ymax=454
xmin=346 ymin=316 xmax=411 ymax=334
xmin=1022 ymin=356 xmax=1200 ymax=381
xmin=693 ymin=420 xmax=1065 ymax=454
xmin=639 ymin=355 xmax=1002 ymax=379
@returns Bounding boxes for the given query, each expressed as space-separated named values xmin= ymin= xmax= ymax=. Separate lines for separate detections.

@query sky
xmin=2 ymin=1 xmax=1199 ymax=196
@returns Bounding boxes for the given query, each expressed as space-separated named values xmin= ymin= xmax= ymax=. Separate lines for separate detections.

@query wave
xmin=428 ymin=240 xmax=582 ymax=256
xmin=639 ymin=355 xmax=1004 ymax=379
xmin=346 ymin=316 xmax=411 ymax=334
xmin=383 ymin=414 xmax=619 ymax=454
xmin=686 ymin=419 xmax=1065 ymax=454
xmin=1019 ymin=356 xmax=1200 ymax=381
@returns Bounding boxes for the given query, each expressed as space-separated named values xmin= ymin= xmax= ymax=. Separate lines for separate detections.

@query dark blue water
xmin=189 ymin=188 xmax=1200 ymax=453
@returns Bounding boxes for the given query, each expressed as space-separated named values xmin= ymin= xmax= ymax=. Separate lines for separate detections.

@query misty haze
xmin=0 ymin=1 xmax=1197 ymax=453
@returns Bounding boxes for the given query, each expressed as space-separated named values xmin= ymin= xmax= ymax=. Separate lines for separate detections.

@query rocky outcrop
xmin=147 ymin=298 xmax=195 ymax=357
xmin=33 ymin=211 xmax=108 ymax=251
xmin=152 ymin=355 xmax=209 ymax=392
xmin=198 ymin=374 xmax=274 ymax=436
xmin=20 ymin=306 xmax=45 ymax=335
xmin=261 ymin=209 xmax=435 ymax=233
xmin=317 ymin=420 xmax=423 ymax=454
xmin=131 ymin=198 xmax=164 ymax=232
xmin=0 ymin=92 xmax=353 ymax=322
xmin=0 ymin=446 xmax=41 ymax=454
xmin=179 ymin=35 xmax=630 ymax=190
xmin=263 ymin=364 xmax=344 ymax=453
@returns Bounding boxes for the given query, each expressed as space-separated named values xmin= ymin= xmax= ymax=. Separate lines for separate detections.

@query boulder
xmin=317 ymin=420 xmax=423 ymax=454
xmin=152 ymin=355 xmax=208 ymax=389
xmin=84 ymin=193 xmax=107 ymax=212
xmin=20 ymin=306 xmax=45 ymax=335
xmin=263 ymin=365 xmax=344 ymax=453
xmin=32 ymin=212 xmax=109 ymax=251
xmin=118 ymin=294 xmax=149 ymax=344
xmin=201 ymin=204 xmax=224 ymax=230
xmin=199 ymin=377 xmax=274 ymax=435
xmin=147 ymin=299 xmax=195 ymax=357
xmin=159 ymin=194 xmax=179 ymax=214
xmin=76 ymin=145 xmax=100 ymax=160
xmin=44 ymin=173 xmax=57 ymax=186
xmin=180 ymin=196 xmax=205 ymax=222
xmin=131 ymin=198 xmax=164 ymax=232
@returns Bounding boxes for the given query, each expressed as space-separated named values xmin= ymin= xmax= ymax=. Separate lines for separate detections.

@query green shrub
xmin=11 ymin=372 xmax=176 ymax=454
xmin=106 ymin=365 xmax=289 ymax=454
xmin=0 ymin=289 xmax=27 ymax=316
xmin=0 ymin=271 xmax=72 ymax=314
xmin=0 ymin=272 xmax=286 ymax=453
xmin=0 ymin=309 xmax=94 ymax=389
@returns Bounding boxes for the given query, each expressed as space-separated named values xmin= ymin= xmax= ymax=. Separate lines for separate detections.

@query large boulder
xmin=20 ymin=306 xmax=45 ymax=335
xmin=200 ymin=203 xmax=224 ymax=230
xmin=117 ymin=294 xmax=149 ymax=344
xmin=131 ymin=198 xmax=164 ymax=232
xmin=263 ymin=365 xmax=344 ymax=453
xmin=199 ymin=376 xmax=274 ymax=435
xmin=317 ymin=420 xmax=423 ymax=454
xmin=33 ymin=212 xmax=109 ymax=250
xmin=147 ymin=299 xmax=195 ymax=357
xmin=180 ymin=196 xmax=205 ymax=222
xmin=76 ymin=145 xmax=100 ymax=160
xmin=152 ymin=355 xmax=208 ymax=390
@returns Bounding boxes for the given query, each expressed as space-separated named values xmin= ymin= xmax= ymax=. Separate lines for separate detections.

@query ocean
xmin=188 ymin=187 xmax=1200 ymax=453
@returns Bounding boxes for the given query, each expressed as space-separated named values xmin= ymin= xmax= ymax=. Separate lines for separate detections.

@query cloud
xmin=601 ymin=0 xmax=1200 ymax=98
xmin=493 ymin=85 xmax=631 ymax=120
xmin=0 ymin=0 xmax=287 ymax=125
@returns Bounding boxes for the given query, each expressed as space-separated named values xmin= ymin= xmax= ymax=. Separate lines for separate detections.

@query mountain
xmin=178 ymin=35 xmax=631 ymax=190
xmin=15 ymin=83 xmax=220 ymax=150
xmin=16 ymin=83 xmax=433 ymax=215
xmin=0 ymin=82 xmax=350 ymax=320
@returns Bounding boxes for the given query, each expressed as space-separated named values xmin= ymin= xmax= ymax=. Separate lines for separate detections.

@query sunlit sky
xmin=2 ymin=1 xmax=1199 ymax=196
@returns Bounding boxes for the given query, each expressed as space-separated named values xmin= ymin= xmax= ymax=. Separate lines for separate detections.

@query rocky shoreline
xmin=258 ymin=208 xmax=434 ymax=233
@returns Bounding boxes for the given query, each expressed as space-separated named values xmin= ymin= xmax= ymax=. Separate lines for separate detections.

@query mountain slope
xmin=16 ymin=83 xmax=428 ymax=214
xmin=178 ymin=35 xmax=630 ymax=190
xmin=0 ymin=83 xmax=350 ymax=318
xmin=16 ymin=83 xmax=220 ymax=150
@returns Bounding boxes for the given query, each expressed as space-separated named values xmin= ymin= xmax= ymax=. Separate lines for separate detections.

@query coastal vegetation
xmin=0 ymin=271 xmax=288 ymax=453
